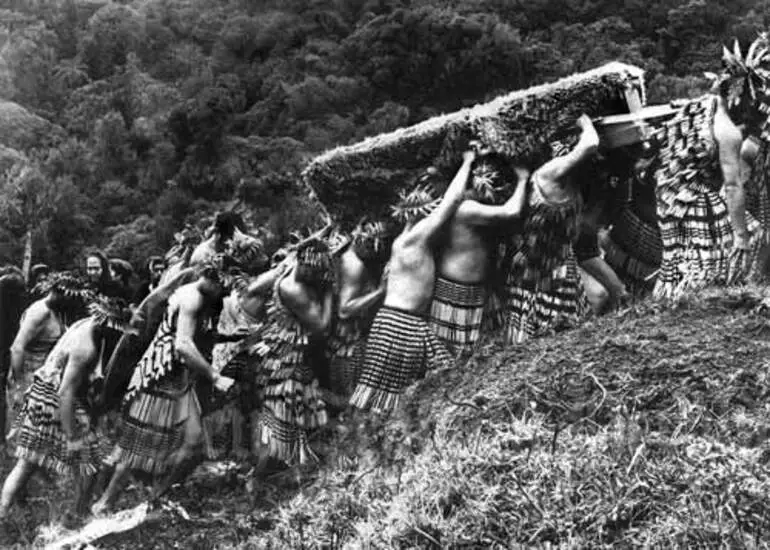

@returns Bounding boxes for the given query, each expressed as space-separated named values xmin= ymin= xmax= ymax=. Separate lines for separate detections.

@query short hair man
xmin=328 ymin=220 xmax=394 ymax=399
xmin=350 ymin=148 xmax=476 ymax=414
xmin=131 ymin=256 xmax=167 ymax=307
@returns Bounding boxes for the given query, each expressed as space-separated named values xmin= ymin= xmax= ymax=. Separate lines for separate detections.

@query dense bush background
xmin=0 ymin=0 xmax=766 ymax=269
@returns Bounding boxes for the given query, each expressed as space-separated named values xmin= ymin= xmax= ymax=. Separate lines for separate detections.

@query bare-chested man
xmin=0 ymin=296 xmax=131 ymax=518
xmin=350 ymin=148 xmax=476 ymax=414
xmin=430 ymin=155 xmax=530 ymax=354
xmin=93 ymin=262 xmax=236 ymax=513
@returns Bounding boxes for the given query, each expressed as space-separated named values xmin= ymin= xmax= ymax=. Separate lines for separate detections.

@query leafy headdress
xmin=88 ymin=295 xmax=136 ymax=334
xmin=33 ymin=271 xmax=95 ymax=303
xmin=351 ymin=219 xmax=392 ymax=269
xmin=708 ymin=34 xmax=770 ymax=138
xmin=198 ymin=236 xmax=266 ymax=293
xmin=165 ymin=224 xmax=204 ymax=264
xmin=468 ymin=157 xmax=514 ymax=206
xmin=391 ymin=184 xmax=440 ymax=225
xmin=295 ymin=238 xmax=335 ymax=286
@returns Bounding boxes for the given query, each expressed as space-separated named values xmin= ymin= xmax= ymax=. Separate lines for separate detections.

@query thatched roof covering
xmin=303 ymin=62 xmax=645 ymax=230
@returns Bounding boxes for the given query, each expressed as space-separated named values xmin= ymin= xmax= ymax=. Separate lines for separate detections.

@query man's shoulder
xmin=25 ymin=299 xmax=50 ymax=319
xmin=174 ymin=284 xmax=205 ymax=309
xmin=342 ymin=248 xmax=367 ymax=274
xmin=278 ymin=276 xmax=311 ymax=310
xmin=68 ymin=321 xmax=99 ymax=360
xmin=713 ymin=108 xmax=742 ymax=145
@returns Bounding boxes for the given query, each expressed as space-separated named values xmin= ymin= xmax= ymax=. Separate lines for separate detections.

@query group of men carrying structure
xmin=2 ymin=38 xmax=770 ymax=527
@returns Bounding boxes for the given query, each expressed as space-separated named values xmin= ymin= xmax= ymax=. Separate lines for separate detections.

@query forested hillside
xmin=0 ymin=0 xmax=766 ymax=269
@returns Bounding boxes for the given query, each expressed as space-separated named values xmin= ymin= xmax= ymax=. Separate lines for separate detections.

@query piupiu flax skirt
xmin=428 ymin=276 xmax=486 ymax=355
xmin=15 ymin=376 xmax=106 ymax=477
xmin=503 ymin=253 xmax=588 ymax=345
xmin=350 ymin=306 xmax=453 ymax=415
xmin=108 ymin=373 xmax=200 ymax=475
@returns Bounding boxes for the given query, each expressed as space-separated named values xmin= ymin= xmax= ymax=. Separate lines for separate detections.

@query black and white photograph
xmin=0 ymin=0 xmax=769 ymax=548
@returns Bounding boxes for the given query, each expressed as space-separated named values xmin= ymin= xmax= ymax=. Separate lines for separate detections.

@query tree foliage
xmin=0 ymin=0 xmax=764 ymax=268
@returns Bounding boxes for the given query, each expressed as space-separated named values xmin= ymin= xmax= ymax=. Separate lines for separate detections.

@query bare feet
xmin=91 ymin=499 xmax=110 ymax=517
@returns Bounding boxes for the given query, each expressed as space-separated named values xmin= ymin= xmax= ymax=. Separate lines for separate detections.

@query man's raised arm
xmin=537 ymin=114 xmax=600 ymax=185
xmin=411 ymin=149 xmax=476 ymax=241
xmin=456 ymin=166 xmax=531 ymax=226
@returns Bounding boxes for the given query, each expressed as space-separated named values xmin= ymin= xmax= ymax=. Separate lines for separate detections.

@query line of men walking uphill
xmin=1 ymin=37 xmax=770 ymax=527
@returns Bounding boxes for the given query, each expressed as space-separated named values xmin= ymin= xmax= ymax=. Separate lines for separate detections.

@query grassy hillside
xmin=3 ymin=286 xmax=770 ymax=548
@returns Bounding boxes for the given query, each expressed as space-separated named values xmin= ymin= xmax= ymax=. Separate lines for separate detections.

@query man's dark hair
xmin=109 ymin=258 xmax=133 ymax=282
xmin=30 ymin=263 xmax=49 ymax=280
xmin=213 ymin=211 xmax=246 ymax=240
xmin=147 ymin=256 xmax=165 ymax=271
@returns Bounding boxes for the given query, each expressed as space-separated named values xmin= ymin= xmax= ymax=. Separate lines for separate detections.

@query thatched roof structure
xmin=303 ymin=62 xmax=645 ymax=230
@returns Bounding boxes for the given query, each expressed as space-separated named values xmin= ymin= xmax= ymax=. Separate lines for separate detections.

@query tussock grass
xmin=251 ymin=286 xmax=770 ymax=549
xmin=4 ymin=286 xmax=770 ymax=548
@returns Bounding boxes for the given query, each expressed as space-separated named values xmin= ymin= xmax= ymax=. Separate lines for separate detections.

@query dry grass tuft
xmin=4 ymin=285 xmax=770 ymax=548
xmin=250 ymin=285 xmax=770 ymax=548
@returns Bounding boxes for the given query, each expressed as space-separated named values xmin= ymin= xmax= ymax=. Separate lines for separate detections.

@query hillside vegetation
xmin=0 ymin=0 xmax=766 ymax=266
xmin=2 ymin=287 xmax=769 ymax=548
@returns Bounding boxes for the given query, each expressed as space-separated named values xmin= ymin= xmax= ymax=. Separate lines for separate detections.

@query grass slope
xmin=3 ymin=287 xmax=770 ymax=548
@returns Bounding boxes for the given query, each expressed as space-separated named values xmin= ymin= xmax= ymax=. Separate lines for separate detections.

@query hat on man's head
xmin=295 ymin=238 xmax=335 ymax=286
xmin=351 ymin=219 xmax=392 ymax=266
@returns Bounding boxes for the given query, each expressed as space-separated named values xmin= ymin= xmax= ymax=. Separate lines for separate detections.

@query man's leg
xmin=0 ymin=459 xmax=36 ymax=517
xmin=579 ymin=267 xmax=610 ymax=314
xmin=249 ymin=411 xmax=270 ymax=474
xmin=74 ymin=473 xmax=98 ymax=517
xmin=0 ymin=350 xmax=10 ymax=447
xmin=151 ymin=407 xmax=204 ymax=501
xmin=91 ymin=463 xmax=130 ymax=515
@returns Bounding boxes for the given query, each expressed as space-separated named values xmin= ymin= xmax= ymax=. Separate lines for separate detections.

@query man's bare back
xmin=383 ymin=150 xmax=477 ymax=313
xmin=383 ymin=232 xmax=436 ymax=313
